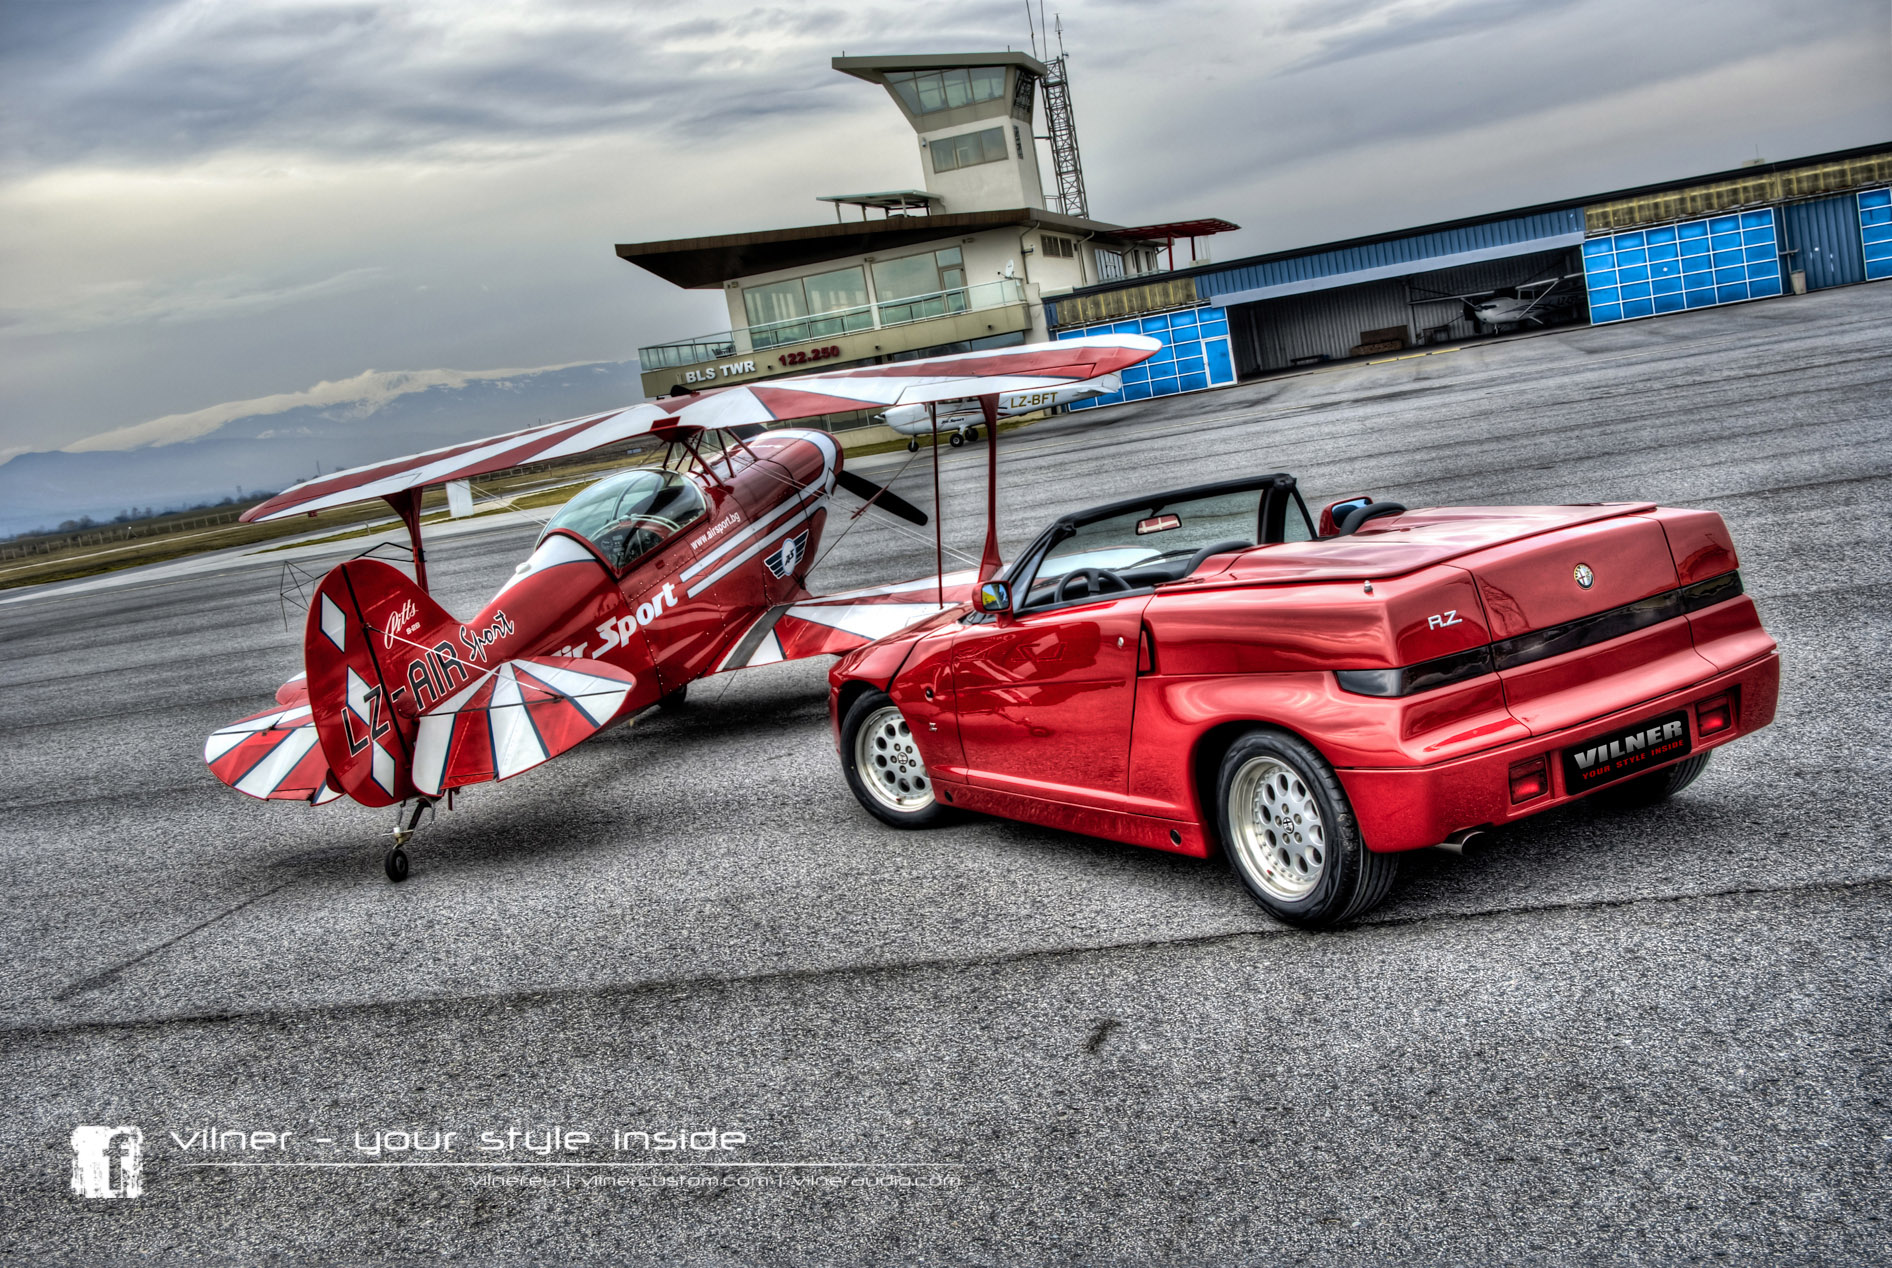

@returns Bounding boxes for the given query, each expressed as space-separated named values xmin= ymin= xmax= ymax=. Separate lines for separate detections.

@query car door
xmin=950 ymin=590 xmax=1150 ymax=807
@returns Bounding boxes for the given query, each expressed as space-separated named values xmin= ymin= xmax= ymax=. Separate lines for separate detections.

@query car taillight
xmin=1509 ymin=755 xmax=1549 ymax=804
xmin=1696 ymin=691 xmax=1734 ymax=736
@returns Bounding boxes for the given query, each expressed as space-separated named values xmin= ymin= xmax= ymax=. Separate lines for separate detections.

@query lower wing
xmin=713 ymin=570 xmax=982 ymax=672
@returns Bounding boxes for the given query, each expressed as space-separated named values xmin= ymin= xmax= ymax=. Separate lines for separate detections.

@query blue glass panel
xmin=1709 ymin=216 xmax=1740 ymax=234
xmin=1583 ymin=238 xmax=1614 ymax=257
xmin=1123 ymin=363 xmax=1149 ymax=383
xmin=1748 ymin=275 xmax=1783 ymax=297
xmin=1716 ymin=283 xmax=1748 ymax=303
xmin=1653 ymin=291 xmax=1686 ymax=313
xmin=1111 ymin=321 xmax=1140 ymax=335
xmin=1589 ymin=303 xmax=1622 ymax=323
xmin=1617 ymin=264 xmax=1650 ymax=284
xmin=1744 ymin=244 xmax=1775 ymax=264
xmin=1742 ymin=227 xmax=1774 ymax=246
xmin=1174 ymin=355 xmax=1205 ymax=377
xmin=1861 ymin=188 xmax=1892 ymax=208
xmin=1615 ymin=231 xmax=1646 ymax=248
xmin=1588 ymin=285 xmax=1619 ymax=306
xmin=1862 ymin=207 xmax=1892 ymax=229
xmin=1712 ymin=249 xmax=1744 ymax=270
xmin=1169 ymin=308 xmax=1200 ymax=331
xmin=1140 ymin=314 xmax=1171 ymax=334
xmin=1868 ymin=258 xmax=1892 ymax=280
xmin=1177 ymin=370 xmax=1208 ymax=393
xmin=1198 ymin=310 xmax=1228 ymax=334
xmin=1740 ymin=210 xmax=1773 ymax=229
xmin=1684 ymin=288 xmax=1717 ymax=308
xmin=1714 ymin=265 xmax=1746 ymax=286
xmin=1057 ymin=328 xmax=1085 ymax=340
xmin=1647 ymin=226 xmax=1678 ymax=244
xmin=1862 ymin=221 xmax=1892 ymax=243
xmin=1648 ymin=242 xmax=1680 ymax=261
xmin=1149 ymin=341 xmax=1176 ymax=364
xmin=1678 ymin=221 xmax=1710 ymax=239
xmin=1148 ymin=376 xmax=1180 ymax=397
xmin=1650 ymin=259 xmax=1681 ymax=278
xmin=1122 ymin=381 xmax=1152 ymax=400
xmin=1680 ymin=236 xmax=1711 ymax=257
xmin=1615 ymin=247 xmax=1647 ymax=267
xmin=1205 ymin=339 xmax=1234 ymax=383
xmin=1622 ymin=297 xmax=1655 ymax=319
xmin=1652 ymin=274 xmax=1683 ymax=294
xmin=1619 ymin=280 xmax=1652 ymax=300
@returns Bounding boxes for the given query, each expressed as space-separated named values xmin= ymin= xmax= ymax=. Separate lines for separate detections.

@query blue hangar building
xmin=1054 ymin=143 xmax=1890 ymax=410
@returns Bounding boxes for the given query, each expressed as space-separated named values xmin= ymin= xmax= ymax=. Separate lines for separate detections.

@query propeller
xmin=835 ymin=468 xmax=928 ymax=526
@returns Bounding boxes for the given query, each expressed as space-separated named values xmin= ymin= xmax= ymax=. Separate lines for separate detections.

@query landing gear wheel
xmin=1592 ymin=752 xmax=1710 ymax=810
xmin=906 ymin=438 xmax=920 ymax=452
xmin=384 ymin=846 xmax=409 ymax=883
xmin=965 ymin=425 xmax=980 ymax=442
xmin=658 ymin=684 xmax=689 ymax=710
xmin=948 ymin=430 xmax=966 ymax=447
xmin=1216 ymin=728 xmax=1397 ymax=928
xmin=840 ymin=690 xmax=948 ymax=828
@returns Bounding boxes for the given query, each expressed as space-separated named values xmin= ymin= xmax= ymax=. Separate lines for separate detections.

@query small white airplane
xmin=878 ymin=374 xmax=1122 ymax=451
xmin=1413 ymin=273 xmax=1583 ymax=331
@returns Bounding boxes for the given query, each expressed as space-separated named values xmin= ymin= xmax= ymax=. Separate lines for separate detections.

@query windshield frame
xmin=536 ymin=467 xmax=709 ymax=575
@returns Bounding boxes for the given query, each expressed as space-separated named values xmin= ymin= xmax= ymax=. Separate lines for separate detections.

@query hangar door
xmin=1583 ymin=209 xmax=1782 ymax=323
xmin=1058 ymin=306 xmax=1236 ymax=409
xmin=1862 ymin=188 xmax=1892 ymax=281
xmin=1782 ymin=194 xmax=1866 ymax=289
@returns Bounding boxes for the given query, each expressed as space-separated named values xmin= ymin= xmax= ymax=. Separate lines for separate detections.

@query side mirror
xmin=1318 ymin=496 xmax=1371 ymax=538
xmin=976 ymin=580 xmax=1012 ymax=613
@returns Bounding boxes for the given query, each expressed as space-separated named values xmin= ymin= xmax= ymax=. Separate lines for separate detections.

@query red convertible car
xmin=829 ymin=474 xmax=1778 ymax=927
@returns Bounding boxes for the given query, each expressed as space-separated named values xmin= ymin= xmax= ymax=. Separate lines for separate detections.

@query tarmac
xmin=1 ymin=283 xmax=1888 ymax=1265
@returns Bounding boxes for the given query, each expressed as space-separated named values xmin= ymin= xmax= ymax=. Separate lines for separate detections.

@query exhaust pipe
xmin=1434 ymin=828 xmax=1488 ymax=857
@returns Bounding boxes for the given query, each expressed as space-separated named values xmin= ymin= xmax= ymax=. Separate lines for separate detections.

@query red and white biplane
xmin=204 ymin=335 xmax=1160 ymax=878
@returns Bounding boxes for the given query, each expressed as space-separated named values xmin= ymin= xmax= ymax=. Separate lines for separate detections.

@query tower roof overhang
xmin=832 ymin=51 xmax=1049 ymax=85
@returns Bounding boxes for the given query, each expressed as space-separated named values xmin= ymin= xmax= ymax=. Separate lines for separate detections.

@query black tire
xmin=840 ymin=690 xmax=950 ymax=828
xmin=906 ymin=438 xmax=919 ymax=452
xmin=384 ymin=847 xmax=409 ymax=883
xmin=964 ymin=425 xmax=980 ymax=442
xmin=948 ymin=431 xmax=966 ymax=447
xmin=1590 ymin=751 xmax=1710 ymax=811
xmin=1214 ymin=729 xmax=1398 ymax=928
xmin=658 ymin=684 xmax=689 ymax=710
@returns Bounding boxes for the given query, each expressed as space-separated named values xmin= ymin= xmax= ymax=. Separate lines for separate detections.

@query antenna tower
xmin=1038 ymin=12 xmax=1089 ymax=219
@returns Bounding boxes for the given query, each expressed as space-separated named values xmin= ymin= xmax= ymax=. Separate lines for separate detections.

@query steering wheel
xmin=1055 ymin=567 xmax=1131 ymax=603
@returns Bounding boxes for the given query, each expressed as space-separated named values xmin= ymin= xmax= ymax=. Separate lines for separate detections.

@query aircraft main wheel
xmin=659 ymin=685 xmax=689 ymax=710
xmin=841 ymin=691 xmax=948 ymax=828
xmin=906 ymin=438 xmax=919 ymax=452
xmin=1591 ymin=751 xmax=1710 ymax=810
xmin=1216 ymin=729 xmax=1396 ymax=928
xmin=948 ymin=431 xmax=965 ymax=447
xmin=965 ymin=425 xmax=980 ymax=442
xmin=384 ymin=846 xmax=409 ymax=883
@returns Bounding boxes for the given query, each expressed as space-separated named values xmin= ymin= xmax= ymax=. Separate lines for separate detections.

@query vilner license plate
xmin=1562 ymin=710 xmax=1691 ymax=792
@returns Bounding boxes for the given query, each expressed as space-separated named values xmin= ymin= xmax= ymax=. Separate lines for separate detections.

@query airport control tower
xmin=831 ymin=53 xmax=1051 ymax=215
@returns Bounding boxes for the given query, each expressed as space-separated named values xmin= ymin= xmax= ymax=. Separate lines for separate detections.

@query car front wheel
xmin=1216 ymin=729 xmax=1397 ymax=928
xmin=840 ymin=691 xmax=948 ymax=828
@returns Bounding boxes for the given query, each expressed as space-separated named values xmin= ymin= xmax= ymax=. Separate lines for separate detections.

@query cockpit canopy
xmin=539 ymin=468 xmax=706 ymax=571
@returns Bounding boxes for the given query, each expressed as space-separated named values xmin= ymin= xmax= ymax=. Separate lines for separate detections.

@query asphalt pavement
xmin=2 ymin=283 xmax=1888 ymax=1265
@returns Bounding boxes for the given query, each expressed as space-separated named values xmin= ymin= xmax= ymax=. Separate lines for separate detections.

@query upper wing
xmin=713 ymin=570 xmax=984 ymax=673
xmin=241 ymin=335 xmax=1159 ymax=523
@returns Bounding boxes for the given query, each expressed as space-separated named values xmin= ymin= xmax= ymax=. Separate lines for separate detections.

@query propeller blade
xmin=835 ymin=468 xmax=928 ymax=526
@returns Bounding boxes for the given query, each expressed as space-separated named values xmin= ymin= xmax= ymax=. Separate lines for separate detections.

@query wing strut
xmin=979 ymin=394 xmax=1002 ymax=582
xmin=384 ymin=488 xmax=429 ymax=593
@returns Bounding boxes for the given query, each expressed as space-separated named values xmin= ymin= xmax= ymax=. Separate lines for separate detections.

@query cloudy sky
xmin=2 ymin=0 xmax=1887 ymax=490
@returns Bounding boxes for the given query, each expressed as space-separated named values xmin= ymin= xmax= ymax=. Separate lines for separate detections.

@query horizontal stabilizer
xmin=412 ymin=656 xmax=636 ymax=796
xmin=205 ymin=698 xmax=342 ymax=804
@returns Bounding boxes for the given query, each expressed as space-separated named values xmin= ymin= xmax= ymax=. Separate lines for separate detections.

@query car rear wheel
xmin=841 ymin=691 xmax=948 ymax=828
xmin=1216 ymin=729 xmax=1397 ymax=928
xmin=1591 ymin=751 xmax=1711 ymax=810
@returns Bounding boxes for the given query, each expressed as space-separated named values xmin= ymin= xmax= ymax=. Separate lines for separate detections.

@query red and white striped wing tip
xmin=205 ymin=703 xmax=341 ymax=804
xmin=411 ymin=656 xmax=636 ymax=797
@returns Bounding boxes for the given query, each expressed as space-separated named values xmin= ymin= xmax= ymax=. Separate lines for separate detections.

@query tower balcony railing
xmin=638 ymin=278 xmax=1027 ymax=369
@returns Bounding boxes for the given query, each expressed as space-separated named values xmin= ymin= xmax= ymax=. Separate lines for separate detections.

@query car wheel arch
xmin=1188 ymin=717 xmax=1342 ymax=856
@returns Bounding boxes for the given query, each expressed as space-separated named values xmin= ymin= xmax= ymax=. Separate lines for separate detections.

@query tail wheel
xmin=840 ymin=691 xmax=949 ymax=828
xmin=384 ymin=847 xmax=409 ymax=883
xmin=1216 ymin=729 xmax=1397 ymax=927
